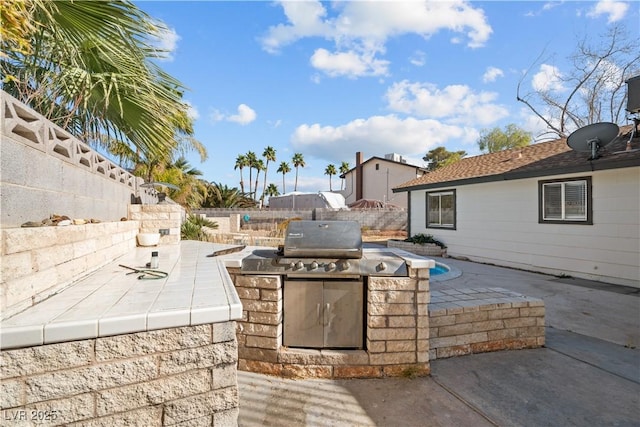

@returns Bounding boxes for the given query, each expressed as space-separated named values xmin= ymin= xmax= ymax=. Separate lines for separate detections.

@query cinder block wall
xmin=1 ymin=90 xmax=157 ymax=229
xmin=0 ymin=324 xmax=239 ymax=426
xmin=1 ymin=221 xmax=139 ymax=319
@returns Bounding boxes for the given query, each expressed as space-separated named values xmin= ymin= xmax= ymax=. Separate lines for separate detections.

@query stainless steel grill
xmin=241 ymin=220 xmax=407 ymax=278
xmin=240 ymin=220 xmax=409 ymax=349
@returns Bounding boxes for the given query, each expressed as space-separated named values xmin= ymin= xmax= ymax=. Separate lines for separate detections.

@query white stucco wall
xmin=408 ymin=167 xmax=640 ymax=288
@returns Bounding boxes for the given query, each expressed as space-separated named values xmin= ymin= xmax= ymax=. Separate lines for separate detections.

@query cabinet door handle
xmin=324 ymin=303 xmax=330 ymax=326
xmin=317 ymin=303 xmax=322 ymax=325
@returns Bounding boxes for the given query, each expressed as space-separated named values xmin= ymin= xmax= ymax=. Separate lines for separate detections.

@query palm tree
xmin=234 ymin=154 xmax=248 ymax=194
xmin=292 ymin=153 xmax=305 ymax=191
xmin=245 ymin=151 xmax=258 ymax=197
xmin=339 ymin=161 xmax=350 ymax=190
xmin=325 ymin=164 xmax=337 ymax=191
xmin=260 ymin=146 xmax=276 ymax=206
xmin=1 ymin=0 xmax=192 ymax=158
xmin=277 ymin=161 xmax=291 ymax=194
xmin=141 ymin=156 xmax=206 ymax=209
xmin=204 ymin=182 xmax=255 ymax=208
xmin=265 ymin=183 xmax=279 ymax=197
xmin=253 ymin=159 xmax=264 ymax=202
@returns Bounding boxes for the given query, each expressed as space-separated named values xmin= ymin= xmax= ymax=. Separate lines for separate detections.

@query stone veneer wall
xmin=226 ymin=267 xmax=430 ymax=379
xmin=1 ymin=221 xmax=139 ymax=319
xmin=129 ymin=204 xmax=184 ymax=245
xmin=0 ymin=323 xmax=239 ymax=426
xmin=429 ymin=290 xmax=545 ymax=360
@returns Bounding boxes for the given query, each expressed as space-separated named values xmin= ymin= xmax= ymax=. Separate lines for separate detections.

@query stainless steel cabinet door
xmin=284 ymin=279 xmax=364 ymax=349
xmin=283 ymin=280 xmax=324 ymax=348
xmin=323 ymin=281 xmax=363 ymax=348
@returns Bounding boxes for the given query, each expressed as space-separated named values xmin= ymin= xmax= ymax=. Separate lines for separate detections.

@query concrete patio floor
xmin=237 ymin=257 xmax=640 ymax=426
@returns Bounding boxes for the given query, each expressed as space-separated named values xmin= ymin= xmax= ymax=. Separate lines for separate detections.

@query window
xmin=426 ymin=190 xmax=456 ymax=229
xmin=539 ymin=177 xmax=592 ymax=224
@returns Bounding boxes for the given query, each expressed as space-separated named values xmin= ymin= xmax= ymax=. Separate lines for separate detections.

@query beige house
xmin=393 ymin=127 xmax=640 ymax=288
xmin=340 ymin=152 xmax=427 ymax=209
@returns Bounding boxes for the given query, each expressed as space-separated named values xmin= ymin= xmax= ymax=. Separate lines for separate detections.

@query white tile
xmin=44 ymin=319 xmax=98 ymax=344
xmin=99 ymin=314 xmax=146 ymax=337
xmin=229 ymin=302 xmax=243 ymax=320
xmin=191 ymin=305 xmax=230 ymax=325
xmin=147 ymin=309 xmax=190 ymax=330
xmin=0 ymin=325 xmax=43 ymax=349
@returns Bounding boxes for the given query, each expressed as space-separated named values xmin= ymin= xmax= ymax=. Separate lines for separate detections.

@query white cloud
xmin=482 ymin=66 xmax=504 ymax=83
xmin=310 ymin=48 xmax=390 ymax=78
xmin=211 ymin=104 xmax=257 ymax=125
xmin=385 ymin=80 xmax=509 ymax=126
xmin=532 ymin=64 xmax=564 ymax=92
xmin=587 ymin=0 xmax=629 ymax=23
xmin=261 ymin=1 xmax=492 ymax=78
xmin=409 ymin=50 xmax=426 ymax=67
xmin=150 ymin=23 xmax=180 ymax=61
xmin=291 ymin=115 xmax=477 ymax=164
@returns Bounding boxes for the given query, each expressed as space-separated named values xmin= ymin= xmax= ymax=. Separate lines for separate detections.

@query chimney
xmin=356 ymin=152 xmax=363 ymax=201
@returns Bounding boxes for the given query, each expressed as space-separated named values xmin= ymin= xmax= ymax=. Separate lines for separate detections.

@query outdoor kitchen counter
xmin=0 ymin=240 xmax=243 ymax=350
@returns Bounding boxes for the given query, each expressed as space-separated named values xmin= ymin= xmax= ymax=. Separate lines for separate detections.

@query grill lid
xmin=284 ymin=220 xmax=362 ymax=258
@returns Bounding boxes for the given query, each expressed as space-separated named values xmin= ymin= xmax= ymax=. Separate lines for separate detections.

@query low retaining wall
xmin=0 ymin=324 xmax=239 ymax=425
xmin=428 ymin=288 xmax=545 ymax=360
xmin=1 ymin=221 xmax=139 ymax=319
xmin=387 ymin=240 xmax=446 ymax=257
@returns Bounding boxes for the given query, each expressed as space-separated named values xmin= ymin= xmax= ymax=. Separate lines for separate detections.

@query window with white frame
xmin=426 ymin=190 xmax=456 ymax=229
xmin=539 ymin=177 xmax=592 ymax=224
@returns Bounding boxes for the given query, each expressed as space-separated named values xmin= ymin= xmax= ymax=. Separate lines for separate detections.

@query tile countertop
xmin=0 ymin=241 xmax=243 ymax=350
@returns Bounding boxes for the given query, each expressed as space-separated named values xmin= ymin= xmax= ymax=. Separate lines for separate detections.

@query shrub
xmin=404 ymin=233 xmax=446 ymax=249
xmin=181 ymin=214 xmax=218 ymax=241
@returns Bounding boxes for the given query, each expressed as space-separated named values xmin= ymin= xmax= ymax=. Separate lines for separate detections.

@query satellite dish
xmin=567 ymin=122 xmax=619 ymax=160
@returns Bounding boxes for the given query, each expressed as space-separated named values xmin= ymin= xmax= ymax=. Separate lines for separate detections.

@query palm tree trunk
xmin=294 ymin=168 xmax=299 ymax=191
xmin=282 ymin=173 xmax=286 ymax=194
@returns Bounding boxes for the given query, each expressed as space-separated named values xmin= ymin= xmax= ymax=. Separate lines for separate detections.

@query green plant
xmin=181 ymin=215 xmax=218 ymax=241
xmin=404 ymin=233 xmax=446 ymax=249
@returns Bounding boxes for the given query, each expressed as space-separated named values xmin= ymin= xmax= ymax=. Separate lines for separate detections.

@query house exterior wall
xmin=408 ymin=167 xmax=640 ymax=288
xmin=343 ymin=161 xmax=420 ymax=208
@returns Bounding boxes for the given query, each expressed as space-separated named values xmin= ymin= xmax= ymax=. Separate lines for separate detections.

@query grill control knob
xmin=339 ymin=260 xmax=350 ymax=271
xmin=289 ymin=261 xmax=296 ymax=269
xmin=295 ymin=261 xmax=304 ymax=270
xmin=310 ymin=261 xmax=318 ymax=270
xmin=377 ymin=262 xmax=387 ymax=271
xmin=327 ymin=262 xmax=336 ymax=271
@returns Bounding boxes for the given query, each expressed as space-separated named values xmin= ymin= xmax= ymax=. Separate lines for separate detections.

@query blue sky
xmin=137 ymin=0 xmax=638 ymax=194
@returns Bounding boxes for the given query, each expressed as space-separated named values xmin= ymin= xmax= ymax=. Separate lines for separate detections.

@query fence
xmin=1 ymin=91 xmax=158 ymax=228
xmin=193 ymin=208 xmax=407 ymax=231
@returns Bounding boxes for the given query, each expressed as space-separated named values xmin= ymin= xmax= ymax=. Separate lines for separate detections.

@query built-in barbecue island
xmin=226 ymin=220 xmax=434 ymax=379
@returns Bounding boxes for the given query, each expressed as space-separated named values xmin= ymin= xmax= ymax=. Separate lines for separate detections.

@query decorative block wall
xmin=0 ymin=323 xmax=239 ymax=426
